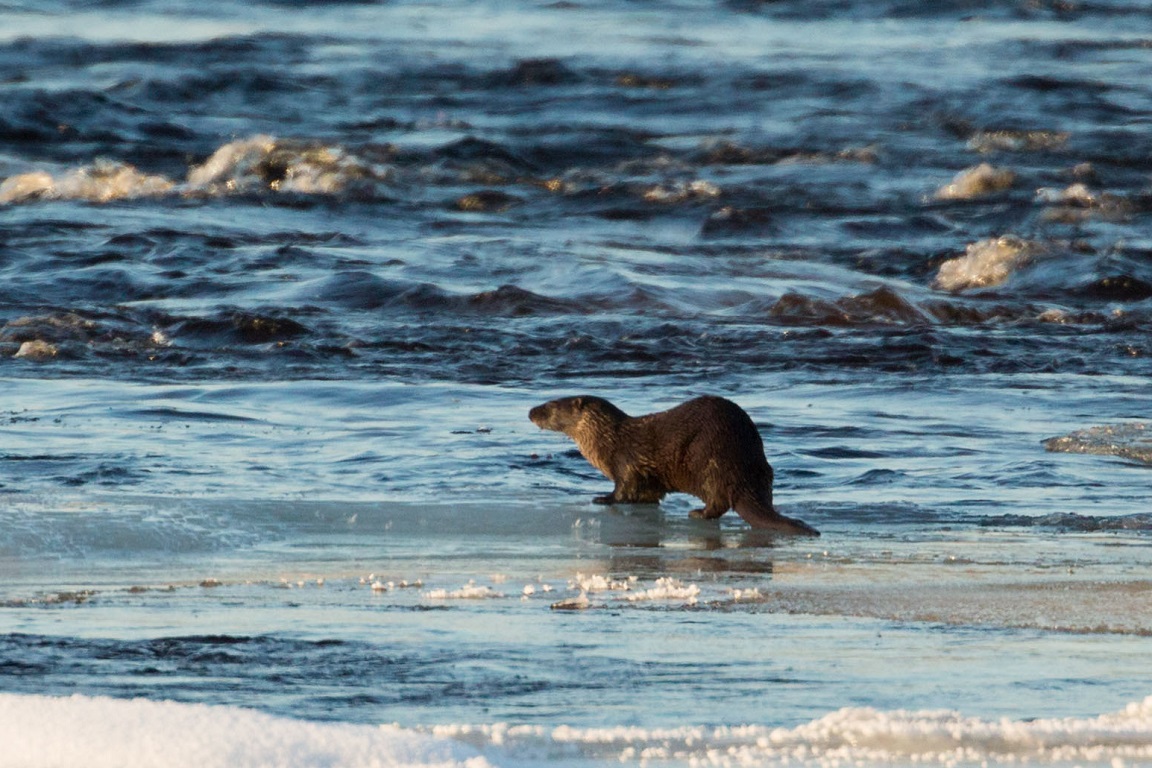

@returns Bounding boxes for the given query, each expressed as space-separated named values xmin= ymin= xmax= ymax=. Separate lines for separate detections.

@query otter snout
xmin=529 ymin=401 xmax=561 ymax=431
xmin=531 ymin=397 xmax=591 ymax=433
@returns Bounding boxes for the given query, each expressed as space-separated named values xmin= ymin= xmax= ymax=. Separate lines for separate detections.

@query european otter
xmin=529 ymin=395 xmax=819 ymax=536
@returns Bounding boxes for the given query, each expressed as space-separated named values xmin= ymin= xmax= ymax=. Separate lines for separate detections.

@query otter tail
xmin=734 ymin=493 xmax=820 ymax=537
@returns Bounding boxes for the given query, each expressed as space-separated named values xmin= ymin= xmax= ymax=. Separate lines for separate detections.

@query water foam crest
xmin=933 ymin=235 xmax=1044 ymax=292
xmin=1045 ymin=422 xmax=1152 ymax=465
xmin=933 ymin=162 xmax=1016 ymax=201
xmin=186 ymin=136 xmax=387 ymax=195
xmin=185 ymin=134 xmax=278 ymax=193
xmin=0 ymin=161 xmax=174 ymax=204
xmin=0 ymin=136 xmax=390 ymax=204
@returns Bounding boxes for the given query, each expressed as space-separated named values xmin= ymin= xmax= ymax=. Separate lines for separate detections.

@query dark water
xmin=4 ymin=2 xmax=1152 ymax=390
xmin=2 ymin=1 xmax=1152 ymax=765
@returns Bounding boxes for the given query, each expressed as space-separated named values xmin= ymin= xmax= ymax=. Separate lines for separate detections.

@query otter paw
xmin=593 ymin=494 xmax=616 ymax=505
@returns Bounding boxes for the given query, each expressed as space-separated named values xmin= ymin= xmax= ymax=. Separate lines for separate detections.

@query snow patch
xmin=0 ymin=693 xmax=491 ymax=768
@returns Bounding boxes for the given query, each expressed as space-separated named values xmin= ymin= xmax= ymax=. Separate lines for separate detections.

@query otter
xmin=529 ymin=395 xmax=819 ymax=536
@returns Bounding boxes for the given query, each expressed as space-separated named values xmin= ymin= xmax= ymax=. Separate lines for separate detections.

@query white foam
xmin=0 ymin=136 xmax=390 ymax=204
xmin=423 ymin=580 xmax=505 ymax=599
xmin=186 ymin=135 xmax=389 ymax=195
xmin=967 ymin=129 xmax=1069 ymax=153
xmin=642 ymin=180 xmax=721 ymax=203
xmin=186 ymin=135 xmax=383 ymax=195
xmin=0 ymin=161 xmax=173 ymax=203
xmin=1045 ymin=422 xmax=1152 ymax=464
xmin=185 ymin=134 xmax=278 ymax=193
xmin=557 ymin=575 xmax=702 ymax=605
xmin=933 ymin=235 xmax=1042 ymax=292
xmin=568 ymin=572 xmax=634 ymax=593
xmin=13 ymin=340 xmax=58 ymax=360
xmin=1036 ymin=183 xmax=1131 ymax=222
xmin=934 ymin=162 xmax=1016 ymax=201
xmin=0 ymin=693 xmax=491 ymax=768
xmin=623 ymin=576 xmax=700 ymax=604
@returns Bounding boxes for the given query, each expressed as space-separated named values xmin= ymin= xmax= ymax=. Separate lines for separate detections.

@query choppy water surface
xmin=2 ymin=1 xmax=1152 ymax=765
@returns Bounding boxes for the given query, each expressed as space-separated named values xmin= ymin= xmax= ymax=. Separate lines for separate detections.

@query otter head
xmin=529 ymin=396 xmax=628 ymax=437
xmin=530 ymin=396 xmax=629 ymax=477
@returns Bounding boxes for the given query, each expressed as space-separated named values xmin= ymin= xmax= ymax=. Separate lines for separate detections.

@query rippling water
xmin=2 ymin=1 xmax=1152 ymax=766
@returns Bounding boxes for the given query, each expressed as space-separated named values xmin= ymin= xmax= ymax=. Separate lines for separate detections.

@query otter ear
xmin=572 ymin=396 xmax=584 ymax=408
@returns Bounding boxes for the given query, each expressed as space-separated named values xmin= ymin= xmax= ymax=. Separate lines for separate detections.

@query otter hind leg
xmin=689 ymin=499 xmax=729 ymax=520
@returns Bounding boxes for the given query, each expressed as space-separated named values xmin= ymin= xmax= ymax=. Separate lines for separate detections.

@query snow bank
xmin=0 ymin=693 xmax=491 ymax=768
xmin=7 ymin=692 xmax=1152 ymax=767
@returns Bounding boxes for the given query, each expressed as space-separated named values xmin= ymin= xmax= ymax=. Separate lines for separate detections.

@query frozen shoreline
xmin=8 ymin=692 xmax=1152 ymax=768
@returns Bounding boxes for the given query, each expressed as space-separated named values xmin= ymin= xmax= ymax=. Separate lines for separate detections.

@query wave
xmin=1045 ymin=422 xmax=1152 ymax=465
xmin=933 ymin=236 xmax=1152 ymax=301
xmin=0 ymin=135 xmax=393 ymax=204
xmin=980 ymin=511 xmax=1152 ymax=531
xmin=933 ymin=162 xmax=1016 ymax=201
xmin=0 ymin=161 xmax=174 ymax=204
xmin=5 ymin=692 xmax=1152 ymax=767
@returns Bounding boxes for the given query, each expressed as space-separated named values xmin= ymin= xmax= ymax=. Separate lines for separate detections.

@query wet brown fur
xmin=529 ymin=395 xmax=819 ymax=536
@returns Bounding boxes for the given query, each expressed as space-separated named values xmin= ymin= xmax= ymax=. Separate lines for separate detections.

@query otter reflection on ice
xmin=529 ymin=395 xmax=819 ymax=537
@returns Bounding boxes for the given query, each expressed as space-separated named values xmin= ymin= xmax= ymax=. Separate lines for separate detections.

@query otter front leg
xmin=594 ymin=476 xmax=664 ymax=505
xmin=594 ymin=488 xmax=644 ymax=504
xmin=593 ymin=479 xmax=631 ymax=504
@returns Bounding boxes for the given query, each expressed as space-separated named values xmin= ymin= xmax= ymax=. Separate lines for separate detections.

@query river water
xmin=2 ymin=1 xmax=1152 ymax=766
